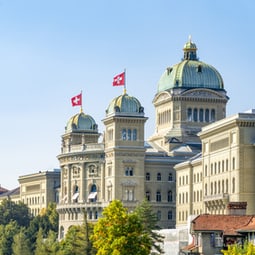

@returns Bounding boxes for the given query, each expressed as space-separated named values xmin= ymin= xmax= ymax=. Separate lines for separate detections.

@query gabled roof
xmin=0 ymin=186 xmax=9 ymax=194
xmin=192 ymin=214 xmax=254 ymax=236
xmin=0 ymin=187 xmax=20 ymax=197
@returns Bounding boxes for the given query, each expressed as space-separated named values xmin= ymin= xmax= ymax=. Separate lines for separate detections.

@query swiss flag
xmin=71 ymin=93 xmax=82 ymax=107
xmin=113 ymin=72 xmax=125 ymax=86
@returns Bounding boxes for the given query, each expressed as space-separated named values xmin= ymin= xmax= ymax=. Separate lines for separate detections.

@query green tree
xmin=25 ymin=202 xmax=59 ymax=253
xmin=221 ymin=241 xmax=255 ymax=255
xmin=134 ymin=199 xmax=164 ymax=254
xmin=91 ymin=200 xmax=152 ymax=255
xmin=58 ymin=224 xmax=96 ymax=255
xmin=44 ymin=202 xmax=59 ymax=233
xmin=34 ymin=228 xmax=46 ymax=255
xmin=12 ymin=228 xmax=32 ymax=255
xmin=0 ymin=199 xmax=31 ymax=227
xmin=0 ymin=221 xmax=20 ymax=255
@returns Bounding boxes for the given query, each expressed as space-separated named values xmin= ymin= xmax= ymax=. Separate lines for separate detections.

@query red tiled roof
xmin=237 ymin=217 xmax=255 ymax=232
xmin=192 ymin=214 xmax=254 ymax=235
xmin=182 ymin=243 xmax=198 ymax=251
xmin=182 ymin=241 xmax=198 ymax=252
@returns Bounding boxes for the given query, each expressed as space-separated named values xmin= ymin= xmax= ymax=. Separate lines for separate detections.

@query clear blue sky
xmin=0 ymin=0 xmax=255 ymax=189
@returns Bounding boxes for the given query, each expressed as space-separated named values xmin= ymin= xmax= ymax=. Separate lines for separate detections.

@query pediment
xmin=181 ymin=89 xmax=225 ymax=99
xmin=153 ymin=91 xmax=171 ymax=103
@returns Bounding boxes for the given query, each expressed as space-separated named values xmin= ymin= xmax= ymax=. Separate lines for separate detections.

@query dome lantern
xmin=183 ymin=35 xmax=198 ymax=61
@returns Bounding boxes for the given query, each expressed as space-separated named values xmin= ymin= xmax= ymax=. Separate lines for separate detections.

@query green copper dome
xmin=106 ymin=92 xmax=144 ymax=116
xmin=65 ymin=111 xmax=98 ymax=133
xmin=157 ymin=38 xmax=224 ymax=93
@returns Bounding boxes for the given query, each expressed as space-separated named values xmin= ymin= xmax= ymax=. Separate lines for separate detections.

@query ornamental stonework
xmin=72 ymin=166 xmax=80 ymax=178
xmin=183 ymin=90 xmax=221 ymax=98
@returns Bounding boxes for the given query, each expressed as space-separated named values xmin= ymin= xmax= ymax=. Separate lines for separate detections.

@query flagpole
xmin=80 ymin=90 xmax=83 ymax=113
xmin=124 ymin=68 xmax=126 ymax=94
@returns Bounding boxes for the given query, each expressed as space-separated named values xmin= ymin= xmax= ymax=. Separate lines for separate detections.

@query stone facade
xmin=175 ymin=110 xmax=255 ymax=228
xmin=0 ymin=169 xmax=60 ymax=216
xmin=57 ymin=38 xmax=229 ymax=238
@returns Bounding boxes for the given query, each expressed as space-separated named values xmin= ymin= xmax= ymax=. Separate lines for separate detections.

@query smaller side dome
xmin=106 ymin=93 xmax=144 ymax=117
xmin=65 ymin=112 xmax=98 ymax=133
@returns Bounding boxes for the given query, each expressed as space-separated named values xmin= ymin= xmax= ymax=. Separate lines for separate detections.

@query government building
xmin=56 ymin=37 xmax=229 ymax=238
xmin=2 ymin=38 xmax=255 ymax=254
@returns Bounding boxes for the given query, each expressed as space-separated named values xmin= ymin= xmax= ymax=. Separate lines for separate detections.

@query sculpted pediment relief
xmin=121 ymin=180 xmax=136 ymax=186
xmin=182 ymin=89 xmax=224 ymax=99
xmin=153 ymin=91 xmax=171 ymax=103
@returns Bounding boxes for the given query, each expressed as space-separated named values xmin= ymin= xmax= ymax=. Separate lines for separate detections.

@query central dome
xmin=157 ymin=38 xmax=224 ymax=93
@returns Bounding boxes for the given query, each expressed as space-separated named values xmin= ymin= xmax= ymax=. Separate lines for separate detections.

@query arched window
xmin=204 ymin=165 xmax=208 ymax=177
xmin=232 ymin=178 xmax=235 ymax=193
xmin=156 ymin=191 xmax=161 ymax=202
xmin=168 ymin=210 xmax=173 ymax=220
xmin=133 ymin=129 xmax=137 ymax=140
xmin=157 ymin=173 xmax=161 ymax=181
xmin=127 ymin=129 xmax=131 ymax=140
xmin=211 ymin=109 xmax=215 ymax=122
xmin=60 ymin=226 xmax=64 ymax=239
xmin=205 ymin=109 xmax=209 ymax=122
xmin=193 ymin=108 xmax=198 ymax=122
xmin=187 ymin=108 xmax=192 ymax=121
xmin=122 ymin=129 xmax=126 ymax=140
xmin=199 ymin=109 xmax=204 ymax=122
xmin=146 ymin=191 xmax=150 ymax=201
xmin=72 ymin=185 xmax=79 ymax=203
xmin=232 ymin=157 xmax=236 ymax=170
xmin=168 ymin=190 xmax=173 ymax=202
xmin=88 ymin=184 xmax=97 ymax=202
xmin=168 ymin=173 xmax=173 ymax=181
xmin=125 ymin=166 xmax=133 ymax=176
xmin=146 ymin=172 xmax=150 ymax=181
xmin=157 ymin=211 xmax=161 ymax=220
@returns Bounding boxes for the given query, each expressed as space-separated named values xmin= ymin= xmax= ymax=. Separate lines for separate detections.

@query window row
xmin=24 ymin=196 xmax=45 ymax=205
xmin=179 ymin=190 xmax=203 ymax=204
xmin=179 ymin=175 xmax=189 ymax=186
xmin=30 ymin=208 xmax=41 ymax=216
xmin=122 ymin=128 xmax=137 ymax=141
xmin=178 ymin=209 xmax=202 ymax=222
xmin=157 ymin=210 xmax=173 ymax=220
xmin=205 ymin=178 xmax=236 ymax=195
xmin=187 ymin=108 xmax=215 ymax=122
xmin=146 ymin=190 xmax=174 ymax=202
xmin=107 ymin=128 xmax=138 ymax=141
xmin=157 ymin=109 xmax=171 ymax=125
xmin=62 ymin=184 xmax=98 ymax=204
xmin=146 ymin=172 xmax=174 ymax=182
xmin=204 ymin=157 xmax=236 ymax=176
xmin=193 ymin=172 xmax=203 ymax=183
